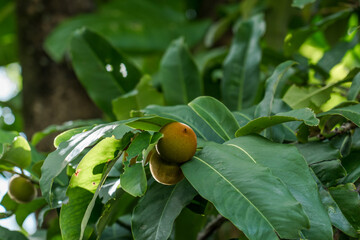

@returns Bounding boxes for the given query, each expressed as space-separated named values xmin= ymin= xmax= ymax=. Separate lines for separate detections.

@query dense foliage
xmin=1 ymin=0 xmax=360 ymax=239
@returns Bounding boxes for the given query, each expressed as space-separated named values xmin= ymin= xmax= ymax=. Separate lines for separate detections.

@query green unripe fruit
xmin=8 ymin=175 xmax=36 ymax=203
xmin=156 ymin=122 xmax=197 ymax=164
xmin=149 ymin=151 xmax=184 ymax=185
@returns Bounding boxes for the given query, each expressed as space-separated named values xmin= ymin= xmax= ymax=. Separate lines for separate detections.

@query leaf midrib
xmin=193 ymin=156 xmax=276 ymax=232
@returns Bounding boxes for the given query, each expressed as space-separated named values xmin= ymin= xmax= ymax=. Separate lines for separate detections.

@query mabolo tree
xmin=1 ymin=0 xmax=360 ymax=239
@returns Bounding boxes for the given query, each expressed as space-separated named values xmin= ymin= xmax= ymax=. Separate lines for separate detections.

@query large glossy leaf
xmin=255 ymin=61 xmax=295 ymax=117
xmin=60 ymin=137 xmax=122 ymax=240
xmin=189 ymin=96 xmax=240 ymax=141
xmin=236 ymin=108 xmax=318 ymax=137
xmin=132 ymin=180 xmax=197 ymax=240
xmin=347 ymin=72 xmax=360 ymax=100
xmin=182 ymin=140 xmax=310 ymax=240
xmin=329 ymin=183 xmax=360 ymax=233
xmin=159 ymin=37 xmax=202 ymax=105
xmin=144 ymin=105 xmax=223 ymax=143
xmin=45 ymin=0 xmax=209 ymax=61
xmin=224 ymin=135 xmax=333 ymax=239
xmin=222 ymin=14 xmax=265 ymax=110
xmin=317 ymin=103 xmax=360 ymax=127
xmin=70 ymin=28 xmax=142 ymax=118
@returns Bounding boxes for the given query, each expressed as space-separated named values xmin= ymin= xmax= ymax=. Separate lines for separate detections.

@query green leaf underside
xmin=318 ymin=103 xmax=360 ymax=127
xmin=182 ymin=141 xmax=310 ymax=240
xmin=236 ymin=108 xmax=318 ymax=137
xmin=131 ymin=180 xmax=197 ymax=240
xmin=159 ymin=37 xmax=202 ymax=105
xmin=60 ymin=137 xmax=122 ymax=240
xmin=189 ymin=96 xmax=240 ymax=141
xmin=222 ymin=14 xmax=265 ymax=110
xmin=295 ymin=141 xmax=341 ymax=165
xmin=70 ymin=28 xmax=141 ymax=118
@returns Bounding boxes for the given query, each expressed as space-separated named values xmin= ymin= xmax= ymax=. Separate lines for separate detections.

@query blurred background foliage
xmin=1 ymin=0 xmax=360 ymax=134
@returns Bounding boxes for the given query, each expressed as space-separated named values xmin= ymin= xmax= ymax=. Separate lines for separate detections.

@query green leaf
xmin=60 ymin=137 xmax=122 ymax=240
xmin=291 ymin=0 xmax=315 ymax=8
xmin=40 ymin=122 xmax=122 ymax=207
xmin=120 ymin=161 xmax=147 ymax=198
xmin=53 ymin=127 xmax=89 ymax=149
xmin=0 ymin=225 xmax=28 ymax=240
xmin=1 ymin=136 xmax=31 ymax=169
xmin=341 ymin=150 xmax=360 ymax=183
xmin=189 ymin=96 xmax=240 ymax=141
xmin=112 ymin=75 xmax=164 ymax=120
xmin=316 ymin=37 xmax=358 ymax=80
xmin=222 ymin=14 xmax=265 ymax=110
xmin=296 ymin=141 xmax=341 ymax=165
xmin=329 ymin=183 xmax=360 ymax=232
xmin=236 ymin=108 xmax=318 ymax=137
xmin=70 ymin=28 xmax=142 ymax=119
xmin=131 ymin=180 xmax=197 ymax=240
xmin=311 ymin=160 xmax=347 ymax=186
xmin=283 ymin=82 xmax=341 ymax=111
xmin=44 ymin=0 xmax=209 ymax=61
xmin=15 ymin=198 xmax=47 ymax=227
xmin=348 ymin=72 xmax=360 ymax=100
xmin=32 ymin=119 xmax=104 ymax=146
xmin=318 ymin=186 xmax=359 ymax=238
xmin=318 ymin=103 xmax=360 ymax=127
xmin=182 ymin=141 xmax=310 ymax=240
xmin=40 ymin=117 xmax=169 ymax=207
xmin=284 ymin=10 xmax=351 ymax=55
xmin=159 ymin=37 xmax=202 ymax=105
xmin=144 ymin=105 xmax=224 ymax=143
xmin=0 ymin=1 xmax=17 ymax=65
xmin=255 ymin=61 xmax=296 ymax=117
xmin=224 ymin=136 xmax=333 ymax=239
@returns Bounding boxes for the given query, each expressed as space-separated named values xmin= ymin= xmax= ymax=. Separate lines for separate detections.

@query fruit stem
xmin=5 ymin=169 xmax=40 ymax=186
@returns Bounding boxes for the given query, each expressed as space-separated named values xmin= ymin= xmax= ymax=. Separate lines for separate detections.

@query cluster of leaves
xmin=1 ymin=0 xmax=360 ymax=239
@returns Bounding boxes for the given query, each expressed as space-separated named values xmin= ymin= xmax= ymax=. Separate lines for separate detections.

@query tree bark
xmin=15 ymin=0 xmax=102 ymax=150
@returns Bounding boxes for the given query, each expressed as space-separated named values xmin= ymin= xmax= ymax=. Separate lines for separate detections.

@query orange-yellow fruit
xmin=156 ymin=122 xmax=197 ymax=164
xmin=149 ymin=151 xmax=184 ymax=185
xmin=8 ymin=175 xmax=36 ymax=203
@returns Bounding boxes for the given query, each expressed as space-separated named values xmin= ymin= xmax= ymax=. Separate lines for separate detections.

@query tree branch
xmin=197 ymin=215 xmax=227 ymax=240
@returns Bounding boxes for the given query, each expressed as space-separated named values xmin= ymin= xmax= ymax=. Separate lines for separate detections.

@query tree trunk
xmin=15 ymin=0 xmax=102 ymax=150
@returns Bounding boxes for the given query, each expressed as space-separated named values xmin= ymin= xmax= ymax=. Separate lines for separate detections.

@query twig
xmin=197 ymin=215 xmax=227 ymax=240
xmin=5 ymin=169 xmax=40 ymax=186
